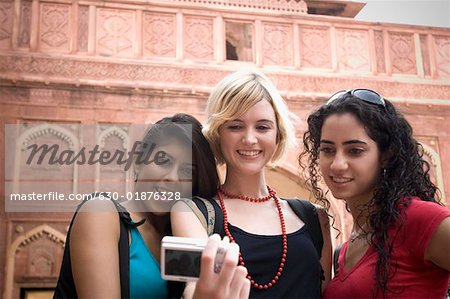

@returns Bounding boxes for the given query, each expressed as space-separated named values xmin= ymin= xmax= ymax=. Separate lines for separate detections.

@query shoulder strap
xmin=180 ymin=198 xmax=209 ymax=232
xmin=286 ymin=199 xmax=324 ymax=258
xmin=333 ymin=243 xmax=343 ymax=275
xmin=118 ymin=208 xmax=129 ymax=299
xmin=210 ymin=199 xmax=224 ymax=237
xmin=189 ymin=197 xmax=224 ymax=237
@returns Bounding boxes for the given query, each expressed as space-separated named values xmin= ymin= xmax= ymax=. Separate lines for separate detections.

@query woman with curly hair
xmin=300 ymin=89 xmax=450 ymax=298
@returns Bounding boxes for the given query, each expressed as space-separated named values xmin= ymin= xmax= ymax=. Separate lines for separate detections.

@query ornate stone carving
xmin=184 ymin=17 xmax=214 ymax=60
xmin=435 ymin=35 xmax=450 ymax=77
xmin=300 ymin=26 xmax=331 ymax=69
xmin=5 ymin=225 xmax=66 ymax=298
xmin=143 ymin=12 xmax=176 ymax=57
xmin=336 ymin=29 xmax=370 ymax=71
xmin=389 ymin=32 xmax=416 ymax=74
xmin=97 ymin=126 xmax=129 ymax=193
xmin=158 ymin=0 xmax=307 ymax=15
xmin=39 ymin=4 xmax=71 ymax=52
xmin=0 ymin=1 xmax=13 ymax=48
xmin=17 ymin=227 xmax=65 ymax=250
xmin=99 ymin=126 xmax=128 ymax=149
xmin=16 ymin=225 xmax=24 ymax=233
xmin=13 ymin=123 xmax=79 ymax=197
xmin=417 ymin=140 xmax=445 ymax=201
xmin=262 ymin=22 xmax=293 ymax=66
xmin=20 ymin=124 xmax=76 ymax=150
xmin=1 ymin=54 xmax=450 ymax=101
xmin=97 ymin=8 xmax=135 ymax=57
xmin=374 ymin=31 xmax=386 ymax=73
xmin=78 ymin=5 xmax=89 ymax=52
xmin=19 ymin=0 xmax=31 ymax=47
xmin=29 ymin=245 xmax=54 ymax=276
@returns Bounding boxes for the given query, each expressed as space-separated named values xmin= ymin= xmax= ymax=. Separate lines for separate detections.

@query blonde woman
xmin=172 ymin=71 xmax=332 ymax=298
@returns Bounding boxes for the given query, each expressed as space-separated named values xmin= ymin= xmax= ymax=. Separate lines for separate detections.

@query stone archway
xmin=421 ymin=143 xmax=446 ymax=204
xmin=3 ymin=225 xmax=66 ymax=299
xmin=14 ymin=123 xmax=80 ymax=195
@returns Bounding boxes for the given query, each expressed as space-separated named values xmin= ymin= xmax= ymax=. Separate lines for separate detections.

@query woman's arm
xmin=171 ymin=200 xmax=210 ymax=299
xmin=425 ymin=217 xmax=450 ymax=271
xmin=317 ymin=206 xmax=332 ymax=291
xmin=171 ymin=201 xmax=250 ymax=299
xmin=70 ymin=200 xmax=121 ymax=298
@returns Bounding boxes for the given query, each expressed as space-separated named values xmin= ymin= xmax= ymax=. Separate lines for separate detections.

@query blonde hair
xmin=203 ymin=70 xmax=298 ymax=165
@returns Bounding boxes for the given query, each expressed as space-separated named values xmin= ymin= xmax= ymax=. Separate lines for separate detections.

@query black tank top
xmin=229 ymin=223 xmax=322 ymax=299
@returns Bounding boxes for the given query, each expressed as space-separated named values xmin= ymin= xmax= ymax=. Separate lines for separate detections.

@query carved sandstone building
xmin=0 ymin=0 xmax=449 ymax=297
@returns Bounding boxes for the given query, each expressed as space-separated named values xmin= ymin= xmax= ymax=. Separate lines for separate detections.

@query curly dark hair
xmin=299 ymin=94 xmax=440 ymax=298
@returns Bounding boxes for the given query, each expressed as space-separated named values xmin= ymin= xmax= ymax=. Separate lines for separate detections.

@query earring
xmin=382 ymin=168 xmax=387 ymax=178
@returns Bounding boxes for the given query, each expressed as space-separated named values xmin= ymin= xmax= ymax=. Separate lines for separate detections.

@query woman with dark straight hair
xmin=54 ymin=113 xmax=250 ymax=299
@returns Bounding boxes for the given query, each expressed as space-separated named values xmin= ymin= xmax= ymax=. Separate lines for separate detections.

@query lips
xmin=155 ymin=186 xmax=172 ymax=193
xmin=330 ymin=176 xmax=353 ymax=184
xmin=237 ymin=150 xmax=262 ymax=157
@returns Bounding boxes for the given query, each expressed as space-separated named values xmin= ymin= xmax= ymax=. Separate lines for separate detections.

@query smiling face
xmin=134 ymin=138 xmax=194 ymax=213
xmin=218 ymin=99 xmax=278 ymax=176
xmin=319 ymin=113 xmax=383 ymax=207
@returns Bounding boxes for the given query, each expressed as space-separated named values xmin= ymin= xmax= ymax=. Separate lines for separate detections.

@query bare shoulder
xmin=76 ymin=197 xmax=119 ymax=213
xmin=171 ymin=199 xmax=208 ymax=238
xmin=69 ymin=199 xmax=122 ymax=297
xmin=71 ymin=199 xmax=121 ymax=245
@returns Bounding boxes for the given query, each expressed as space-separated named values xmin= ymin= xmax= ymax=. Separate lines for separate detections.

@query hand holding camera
xmin=161 ymin=235 xmax=229 ymax=281
xmin=161 ymin=234 xmax=250 ymax=299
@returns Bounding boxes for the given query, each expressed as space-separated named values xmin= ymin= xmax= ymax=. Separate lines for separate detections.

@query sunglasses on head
xmin=326 ymin=89 xmax=386 ymax=107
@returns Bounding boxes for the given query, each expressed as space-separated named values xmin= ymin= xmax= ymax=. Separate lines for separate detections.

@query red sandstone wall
xmin=0 ymin=0 xmax=449 ymax=297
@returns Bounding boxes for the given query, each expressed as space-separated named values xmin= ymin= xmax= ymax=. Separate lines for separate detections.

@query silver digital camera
xmin=161 ymin=236 xmax=228 ymax=282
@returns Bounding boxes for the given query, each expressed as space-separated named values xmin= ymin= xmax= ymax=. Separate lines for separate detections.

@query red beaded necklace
xmin=218 ymin=185 xmax=275 ymax=202
xmin=217 ymin=186 xmax=287 ymax=290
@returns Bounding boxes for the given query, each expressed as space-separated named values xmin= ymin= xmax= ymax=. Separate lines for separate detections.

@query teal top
xmin=129 ymin=227 xmax=168 ymax=299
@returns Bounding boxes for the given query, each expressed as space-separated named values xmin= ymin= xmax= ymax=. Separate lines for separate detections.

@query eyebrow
xmin=229 ymin=119 xmax=275 ymax=124
xmin=320 ymin=139 xmax=368 ymax=145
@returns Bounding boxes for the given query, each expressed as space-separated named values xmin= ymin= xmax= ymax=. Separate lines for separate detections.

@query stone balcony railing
xmin=0 ymin=0 xmax=449 ymax=99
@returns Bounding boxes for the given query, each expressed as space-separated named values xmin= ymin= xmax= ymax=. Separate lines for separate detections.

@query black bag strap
xmin=210 ymin=199 xmax=224 ymax=236
xmin=115 ymin=201 xmax=131 ymax=299
xmin=333 ymin=243 xmax=343 ymax=274
xmin=286 ymin=199 xmax=323 ymax=258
